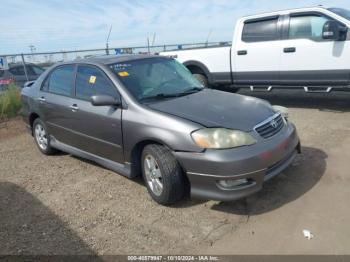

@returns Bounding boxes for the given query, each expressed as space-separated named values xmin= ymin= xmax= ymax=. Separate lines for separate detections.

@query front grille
xmin=255 ymin=113 xmax=284 ymax=139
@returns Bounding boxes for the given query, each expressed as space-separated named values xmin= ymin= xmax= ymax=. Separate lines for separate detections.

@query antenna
xmin=147 ymin=34 xmax=150 ymax=54
xmin=205 ymin=28 xmax=213 ymax=47
xmin=151 ymin=33 xmax=156 ymax=47
xmin=105 ymin=25 xmax=113 ymax=55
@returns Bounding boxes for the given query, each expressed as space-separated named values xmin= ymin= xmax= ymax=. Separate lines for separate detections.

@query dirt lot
xmin=1 ymin=90 xmax=350 ymax=255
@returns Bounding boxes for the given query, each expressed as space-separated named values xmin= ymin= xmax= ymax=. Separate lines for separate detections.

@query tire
xmin=193 ymin=74 xmax=209 ymax=88
xmin=141 ymin=144 xmax=186 ymax=205
xmin=33 ymin=118 xmax=57 ymax=155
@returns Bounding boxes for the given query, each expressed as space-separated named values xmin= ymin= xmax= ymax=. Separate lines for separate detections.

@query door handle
xmin=37 ymin=96 xmax=46 ymax=102
xmin=284 ymin=47 xmax=296 ymax=53
xmin=237 ymin=50 xmax=247 ymax=55
xmin=69 ymin=104 xmax=79 ymax=111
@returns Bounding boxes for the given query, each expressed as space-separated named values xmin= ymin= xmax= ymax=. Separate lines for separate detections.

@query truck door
xmin=280 ymin=12 xmax=350 ymax=87
xmin=232 ymin=16 xmax=282 ymax=87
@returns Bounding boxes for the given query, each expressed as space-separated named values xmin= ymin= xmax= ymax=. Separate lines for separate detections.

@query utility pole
xmin=106 ymin=25 xmax=112 ymax=55
xmin=29 ymin=44 xmax=36 ymax=62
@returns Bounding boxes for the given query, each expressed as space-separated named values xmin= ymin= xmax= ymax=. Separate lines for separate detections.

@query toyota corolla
xmin=21 ymin=55 xmax=300 ymax=205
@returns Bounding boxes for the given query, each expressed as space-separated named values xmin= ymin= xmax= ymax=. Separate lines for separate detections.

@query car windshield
xmin=328 ymin=7 xmax=350 ymax=21
xmin=109 ymin=57 xmax=204 ymax=102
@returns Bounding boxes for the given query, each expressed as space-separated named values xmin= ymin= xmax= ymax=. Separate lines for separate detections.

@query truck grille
xmin=255 ymin=113 xmax=284 ymax=139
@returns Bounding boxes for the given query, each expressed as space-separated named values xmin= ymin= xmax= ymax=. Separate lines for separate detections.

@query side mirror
xmin=90 ymin=95 xmax=121 ymax=107
xmin=322 ymin=20 xmax=348 ymax=41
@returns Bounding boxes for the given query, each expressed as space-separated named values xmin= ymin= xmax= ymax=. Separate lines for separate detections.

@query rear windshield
xmin=328 ymin=7 xmax=350 ymax=21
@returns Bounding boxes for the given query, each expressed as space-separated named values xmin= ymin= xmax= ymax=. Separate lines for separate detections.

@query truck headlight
xmin=191 ymin=128 xmax=256 ymax=149
xmin=272 ymin=105 xmax=289 ymax=118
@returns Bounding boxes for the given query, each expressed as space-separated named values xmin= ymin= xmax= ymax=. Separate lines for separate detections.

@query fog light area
xmin=218 ymin=179 xmax=249 ymax=188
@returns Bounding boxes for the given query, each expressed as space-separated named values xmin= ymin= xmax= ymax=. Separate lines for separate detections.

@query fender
xmin=183 ymin=60 xmax=213 ymax=84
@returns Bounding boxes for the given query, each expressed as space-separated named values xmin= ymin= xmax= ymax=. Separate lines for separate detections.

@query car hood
xmin=147 ymin=89 xmax=276 ymax=131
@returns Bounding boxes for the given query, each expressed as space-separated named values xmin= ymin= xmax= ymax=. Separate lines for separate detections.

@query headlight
xmin=191 ymin=128 xmax=256 ymax=149
xmin=272 ymin=105 xmax=289 ymax=118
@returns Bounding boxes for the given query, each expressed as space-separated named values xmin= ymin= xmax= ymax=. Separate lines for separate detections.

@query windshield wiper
xmin=140 ymin=93 xmax=179 ymax=101
xmin=176 ymin=87 xmax=204 ymax=96
xmin=140 ymin=87 xmax=204 ymax=102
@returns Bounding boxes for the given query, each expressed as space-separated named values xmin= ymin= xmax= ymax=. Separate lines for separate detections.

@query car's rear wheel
xmin=141 ymin=144 xmax=186 ymax=205
xmin=33 ymin=118 xmax=56 ymax=155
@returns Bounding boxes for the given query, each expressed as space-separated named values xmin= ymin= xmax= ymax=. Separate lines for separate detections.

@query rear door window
xmin=242 ymin=17 xmax=279 ymax=42
xmin=75 ymin=65 xmax=119 ymax=101
xmin=0 ymin=70 xmax=4 ymax=77
xmin=47 ymin=65 xmax=75 ymax=96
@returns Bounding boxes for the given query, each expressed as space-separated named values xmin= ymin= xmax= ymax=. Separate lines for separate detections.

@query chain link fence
xmin=0 ymin=41 xmax=230 ymax=86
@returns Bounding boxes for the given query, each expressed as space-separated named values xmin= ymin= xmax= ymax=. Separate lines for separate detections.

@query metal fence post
xmin=106 ymin=43 xmax=110 ymax=55
xmin=21 ymin=54 xmax=29 ymax=81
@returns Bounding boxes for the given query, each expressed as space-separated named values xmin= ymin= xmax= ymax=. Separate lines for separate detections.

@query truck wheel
xmin=193 ymin=74 xmax=209 ymax=88
xmin=141 ymin=144 xmax=186 ymax=205
xmin=33 ymin=118 xmax=57 ymax=155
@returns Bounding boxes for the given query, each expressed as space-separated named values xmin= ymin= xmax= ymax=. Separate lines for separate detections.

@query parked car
xmin=161 ymin=6 xmax=350 ymax=93
xmin=0 ymin=63 xmax=45 ymax=90
xmin=21 ymin=55 xmax=300 ymax=205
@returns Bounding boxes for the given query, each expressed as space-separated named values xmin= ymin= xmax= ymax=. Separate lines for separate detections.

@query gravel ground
xmin=0 ymin=90 xmax=350 ymax=255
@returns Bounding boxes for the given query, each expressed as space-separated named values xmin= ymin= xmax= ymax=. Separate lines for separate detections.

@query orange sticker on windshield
xmin=118 ymin=71 xmax=129 ymax=77
xmin=89 ymin=75 xmax=96 ymax=84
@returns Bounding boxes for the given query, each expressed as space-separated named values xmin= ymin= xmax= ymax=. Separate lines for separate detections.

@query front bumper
xmin=174 ymin=122 xmax=300 ymax=201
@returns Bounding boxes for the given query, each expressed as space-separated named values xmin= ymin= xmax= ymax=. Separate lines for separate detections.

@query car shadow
xmin=210 ymin=146 xmax=327 ymax=215
xmin=70 ymin=156 xmax=208 ymax=208
xmin=0 ymin=182 xmax=100 ymax=256
xmin=237 ymin=89 xmax=350 ymax=112
xmin=68 ymin=146 xmax=326 ymax=213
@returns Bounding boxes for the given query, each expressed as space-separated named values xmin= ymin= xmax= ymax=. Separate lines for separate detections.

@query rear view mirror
xmin=91 ymin=95 xmax=120 ymax=107
xmin=322 ymin=20 xmax=348 ymax=41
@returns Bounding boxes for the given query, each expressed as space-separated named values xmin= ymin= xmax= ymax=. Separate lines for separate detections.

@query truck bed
xmin=160 ymin=45 xmax=232 ymax=75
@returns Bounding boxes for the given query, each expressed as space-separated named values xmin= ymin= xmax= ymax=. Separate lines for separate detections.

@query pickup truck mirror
xmin=90 ymin=95 xmax=121 ymax=107
xmin=322 ymin=20 xmax=348 ymax=41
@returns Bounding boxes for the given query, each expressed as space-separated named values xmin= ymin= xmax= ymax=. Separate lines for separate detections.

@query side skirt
xmin=50 ymin=136 xmax=133 ymax=178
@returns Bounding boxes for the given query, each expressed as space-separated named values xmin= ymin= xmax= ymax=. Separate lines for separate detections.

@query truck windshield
xmin=328 ymin=7 xmax=350 ymax=21
xmin=109 ymin=57 xmax=203 ymax=102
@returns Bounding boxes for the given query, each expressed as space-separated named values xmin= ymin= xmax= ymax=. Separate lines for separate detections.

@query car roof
xmin=73 ymin=54 xmax=164 ymax=66
xmin=240 ymin=5 xmax=328 ymax=20
xmin=7 ymin=63 xmax=37 ymax=68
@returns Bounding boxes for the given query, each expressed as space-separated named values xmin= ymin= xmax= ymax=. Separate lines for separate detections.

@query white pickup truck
xmin=161 ymin=6 xmax=350 ymax=93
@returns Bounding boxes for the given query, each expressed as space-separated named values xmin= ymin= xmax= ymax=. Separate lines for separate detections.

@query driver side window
xmin=288 ymin=14 xmax=331 ymax=41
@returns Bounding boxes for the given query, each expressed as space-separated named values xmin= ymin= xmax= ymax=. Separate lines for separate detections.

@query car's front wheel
xmin=33 ymin=118 xmax=56 ymax=155
xmin=141 ymin=144 xmax=187 ymax=205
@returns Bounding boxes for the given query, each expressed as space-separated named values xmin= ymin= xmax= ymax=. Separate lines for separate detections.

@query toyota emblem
xmin=270 ymin=119 xmax=278 ymax=128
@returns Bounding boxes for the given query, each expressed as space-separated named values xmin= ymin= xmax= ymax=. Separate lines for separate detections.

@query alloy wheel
xmin=34 ymin=123 xmax=48 ymax=150
xmin=144 ymin=154 xmax=163 ymax=196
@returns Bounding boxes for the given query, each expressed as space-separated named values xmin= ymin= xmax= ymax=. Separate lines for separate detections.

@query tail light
xmin=0 ymin=77 xmax=15 ymax=85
